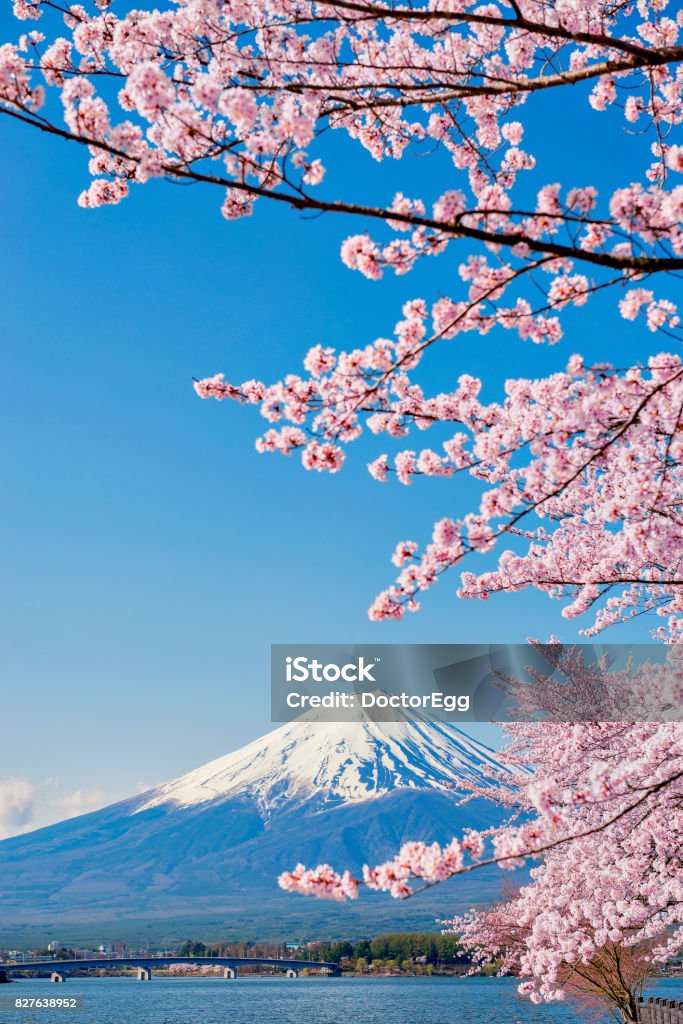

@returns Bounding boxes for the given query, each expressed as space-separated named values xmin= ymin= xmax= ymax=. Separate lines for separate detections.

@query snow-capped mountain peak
xmin=0 ymin=706 xmax=511 ymax=929
xmin=134 ymin=707 xmax=507 ymax=818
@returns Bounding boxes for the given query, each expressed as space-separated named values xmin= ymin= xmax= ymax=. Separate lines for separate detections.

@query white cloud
xmin=0 ymin=778 xmax=37 ymax=839
xmin=0 ymin=779 xmax=111 ymax=839
xmin=55 ymin=788 xmax=107 ymax=820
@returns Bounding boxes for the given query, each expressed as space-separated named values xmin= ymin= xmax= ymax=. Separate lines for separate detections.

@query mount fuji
xmin=0 ymin=710 xmax=512 ymax=938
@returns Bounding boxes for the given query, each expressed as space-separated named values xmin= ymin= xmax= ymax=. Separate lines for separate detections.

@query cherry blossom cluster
xmin=166 ymin=963 xmax=223 ymax=976
xmin=448 ymin=885 xmax=660 ymax=1017
xmin=196 ymin=309 xmax=683 ymax=638
xmin=279 ymin=648 xmax=683 ymax=1009
xmin=278 ymin=863 xmax=359 ymax=901
xmin=450 ymin=725 xmax=683 ymax=1003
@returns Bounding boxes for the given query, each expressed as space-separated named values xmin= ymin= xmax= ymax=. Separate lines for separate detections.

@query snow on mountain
xmin=133 ymin=707 xmax=508 ymax=819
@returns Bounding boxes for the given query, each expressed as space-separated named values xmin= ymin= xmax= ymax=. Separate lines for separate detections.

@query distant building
xmin=48 ymin=942 xmax=73 ymax=954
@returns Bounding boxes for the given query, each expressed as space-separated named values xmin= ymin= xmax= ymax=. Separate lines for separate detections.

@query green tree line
xmin=295 ymin=934 xmax=467 ymax=966
xmin=177 ymin=933 xmax=468 ymax=967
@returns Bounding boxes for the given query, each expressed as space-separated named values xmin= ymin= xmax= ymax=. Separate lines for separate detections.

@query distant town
xmin=1 ymin=940 xmax=172 ymax=963
xmin=2 ymin=937 xmax=682 ymax=979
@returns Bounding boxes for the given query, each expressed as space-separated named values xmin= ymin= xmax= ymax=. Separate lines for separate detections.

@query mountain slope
xmin=0 ymin=709 xmax=512 ymax=933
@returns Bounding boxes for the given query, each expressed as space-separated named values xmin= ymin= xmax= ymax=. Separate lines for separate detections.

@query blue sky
xmin=0 ymin=17 xmax=669 ymax=831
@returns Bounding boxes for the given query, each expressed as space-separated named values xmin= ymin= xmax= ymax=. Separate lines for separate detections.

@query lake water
xmin=3 ymin=976 xmax=682 ymax=1024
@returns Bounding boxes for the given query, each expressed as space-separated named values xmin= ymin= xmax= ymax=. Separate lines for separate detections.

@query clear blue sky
xmin=0 ymin=15 xmax=665 ymax=826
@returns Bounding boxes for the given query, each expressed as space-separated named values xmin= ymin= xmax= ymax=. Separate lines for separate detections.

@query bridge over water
xmin=0 ymin=956 xmax=340 ymax=983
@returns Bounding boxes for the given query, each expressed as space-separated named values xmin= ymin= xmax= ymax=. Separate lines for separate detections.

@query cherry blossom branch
xmin=279 ymin=766 xmax=683 ymax=902
xmin=1 ymin=103 xmax=681 ymax=275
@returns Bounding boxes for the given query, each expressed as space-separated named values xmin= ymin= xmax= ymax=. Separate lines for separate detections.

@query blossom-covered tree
xmin=449 ymin=885 xmax=659 ymax=1022
xmin=2 ymin=0 xmax=683 ymax=635
xmin=278 ymin=648 xmax=683 ymax=1008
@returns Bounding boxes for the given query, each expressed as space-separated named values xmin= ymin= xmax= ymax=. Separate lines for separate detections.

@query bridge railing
xmin=638 ymin=997 xmax=683 ymax=1024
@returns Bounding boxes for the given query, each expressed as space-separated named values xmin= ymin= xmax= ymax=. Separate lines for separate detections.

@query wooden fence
xmin=638 ymin=997 xmax=683 ymax=1023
